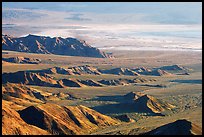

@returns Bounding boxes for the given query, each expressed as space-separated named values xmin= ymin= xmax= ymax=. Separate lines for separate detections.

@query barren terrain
xmin=2 ymin=49 xmax=202 ymax=135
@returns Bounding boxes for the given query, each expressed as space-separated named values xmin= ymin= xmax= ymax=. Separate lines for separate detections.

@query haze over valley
xmin=2 ymin=2 xmax=202 ymax=51
xmin=2 ymin=2 xmax=202 ymax=135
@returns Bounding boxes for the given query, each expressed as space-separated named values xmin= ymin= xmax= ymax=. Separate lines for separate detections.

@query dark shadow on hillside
xmin=87 ymin=95 xmax=124 ymax=103
xmin=171 ymin=79 xmax=202 ymax=84
xmin=2 ymin=81 xmax=63 ymax=89
xmin=134 ymin=83 xmax=167 ymax=88
xmin=88 ymin=94 xmax=165 ymax=116
xmin=91 ymin=102 xmax=164 ymax=116
xmin=141 ymin=119 xmax=194 ymax=135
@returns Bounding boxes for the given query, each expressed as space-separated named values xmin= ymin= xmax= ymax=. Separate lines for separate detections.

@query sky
xmin=2 ymin=2 xmax=202 ymax=51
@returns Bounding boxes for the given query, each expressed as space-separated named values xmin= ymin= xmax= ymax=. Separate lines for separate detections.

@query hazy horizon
xmin=2 ymin=2 xmax=202 ymax=51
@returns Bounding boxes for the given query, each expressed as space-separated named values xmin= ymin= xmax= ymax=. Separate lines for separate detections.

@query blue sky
xmin=2 ymin=2 xmax=202 ymax=51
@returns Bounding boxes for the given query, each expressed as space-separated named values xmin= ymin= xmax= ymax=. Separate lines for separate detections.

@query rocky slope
xmin=158 ymin=64 xmax=188 ymax=71
xmin=100 ymin=67 xmax=140 ymax=76
xmin=124 ymin=92 xmax=175 ymax=114
xmin=2 ymin=34 xmax=110 ymax=58
xmin=132 ymin=65 xmax=190 ymax=76
xmin=141 ymin=119 xmax=202 ymax=135
xmin=2 ymin=100 xmax=120 ymax=135
xmin=2 ymin=82 xmax=121 ymax=135
xmin=148 ymin=69 xmax=173 ymax=76
xmin=2 ymin=101 xmax=50 ymax=135
xmin=2 ymin=83 xmax=75 ymax=106
xmin=2 ymin=57 xmax=41 ymax=64
xmin=58 ymin=78 xmax=85 ymax=88
xmin=40 ymin=65 xmax=101 ymax=75
xmin=2 ymin=70 xmax=156 ymax=88
xmin=2 ymin=83 xmax=45 ymax=103
xmin=2 ymin=71 xmax=62 ymax=88
xmin=18 ymin=103 xmax=120 ymax=135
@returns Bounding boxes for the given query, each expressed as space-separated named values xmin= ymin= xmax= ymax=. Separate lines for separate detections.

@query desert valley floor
xmin=2 ymin=50 xmax=202 ymax=135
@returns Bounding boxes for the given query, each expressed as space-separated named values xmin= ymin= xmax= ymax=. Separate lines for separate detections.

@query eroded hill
xmin=17 ymin=103 xmax=120 ymax=135
xmin=2 ymin=56 xmax=41 ymax=64
xmin=141 ymin=119 xmax=202 ymax=135
xmin=2 ymin=101 xmax=50 ymax=135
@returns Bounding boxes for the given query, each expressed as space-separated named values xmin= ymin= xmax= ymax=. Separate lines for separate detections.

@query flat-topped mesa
xmin=2 ymin=34 xmax=111 ymax=58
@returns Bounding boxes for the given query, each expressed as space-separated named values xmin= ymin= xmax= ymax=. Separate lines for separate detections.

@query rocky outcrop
xmin=16 ymin=65 xmax=179 ymax=77
xmin=132 ymin=65 xmax=189 ymax=76
xmin=42 ymin=67 xmax=73 ymax=75
xmin=144 ymin=69 xmax=173 ymax=76
xmin=158 ymin=65 xmax=187 ymax=71
xmin=124 ymin=92 xmax=175 ymax=114
xmin=123 ymin=92 xmax=145 ymax=103
xmin=100 ymin=67 xmax=140 ymax=76
xmin=2 ymin=83 xmax=46 ymax=103
xmin=2 ymin=69 xmax=156 ymax=89
xmin=2 ymin=57 xmax=41 ymax=64
xmin=67 ymin=65 xmax=102 ymax=75
xmin=2 ymin=83 xmax=75 ymax=103
xmin=58 ymin=79 xmax=85 ymax=88
xmin=2 ymin=71 xmax=62 ymax=88
xmin=132 ymin=67 xmax=152 ymax=73
xmin=153 ymin=69 xmax=173 ymax=76
xmin=141 ymin=119 xmax=202 ymax=135
xmin=2 ymin=34 xmax=110 ymax=58
xmin=97 ymin=78 xmax=155 ymax=86
xmin=114 ymin=114 xmax=135 ymax=122
xmin=98 ymin=79 xmax=121 ymax=86
xmin=79 ymin=80 xmax=103 ymax=87
xmin=37 ymin=65 xmax=101 ymax=75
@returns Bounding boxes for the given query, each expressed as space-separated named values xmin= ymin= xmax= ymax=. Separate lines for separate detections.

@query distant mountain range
xmin=2 ymin=34 xmax=111 ymax=58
